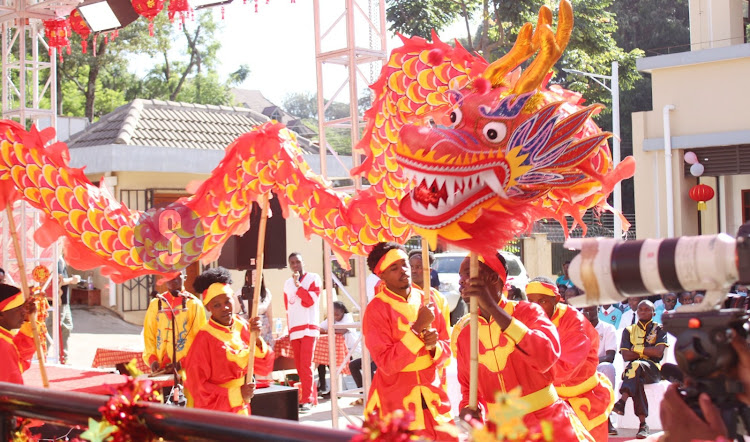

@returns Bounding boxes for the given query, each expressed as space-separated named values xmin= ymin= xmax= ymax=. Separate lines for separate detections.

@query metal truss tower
xmin=312 ymin=0 xmax=387 ymax=428
xmin=0 ymin=0 xmax=77 ymax=126
xmin=0 ymin=0 xmax=78 ymax=363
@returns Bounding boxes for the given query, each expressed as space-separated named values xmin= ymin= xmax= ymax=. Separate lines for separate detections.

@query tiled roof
xmin=66 ymin=99 xmax=270 ymax=150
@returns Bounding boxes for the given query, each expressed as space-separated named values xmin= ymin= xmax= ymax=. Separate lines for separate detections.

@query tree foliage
xmin=282 ymin=92 xmax=372 ymax=154
xmin=386 ymin=0 xmax=465 ymax=38
xmin=59 ymin=12 xmax=249 ymax=121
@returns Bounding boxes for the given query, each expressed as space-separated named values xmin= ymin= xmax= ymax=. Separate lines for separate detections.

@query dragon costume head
xmin=395 ymin=0 xmax=634 ymax=258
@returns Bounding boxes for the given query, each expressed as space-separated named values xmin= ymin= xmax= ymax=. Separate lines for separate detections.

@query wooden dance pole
xmin=468 ymin=252 xmax=479 ymax=409
xmin=6 ymin=204 xmax=48 ymax=388
xmin=420 ymin=237 xmax=434 ymax=350
xmin=420 ymin=238 xmax=431 ymax=300
xmin=245 ymin=193 xmax=270 ymax=384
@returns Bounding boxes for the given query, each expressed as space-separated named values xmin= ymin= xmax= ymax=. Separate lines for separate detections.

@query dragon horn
xmin=513 ymin=0 xmax=574 ymax=96
xmin=482 ymin=22 xmax=535 ymax=88
xmin=531 ymin=3 xmax=553 ymax=49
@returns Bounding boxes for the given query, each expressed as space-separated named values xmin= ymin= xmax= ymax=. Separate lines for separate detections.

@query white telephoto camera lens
xmin=565 ymin=233 xmax=742 ymax=307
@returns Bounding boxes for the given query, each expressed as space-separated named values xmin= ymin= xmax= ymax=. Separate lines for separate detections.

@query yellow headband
xmin=0 ymin=290 xmax=24 ymax=312
xmin=203 ymin=283 xmax=233 ymax=306
xmin=525 ymin=281 xmax=560 ymax=298
xmin=374 ymin=249 xmax=409 ymax=275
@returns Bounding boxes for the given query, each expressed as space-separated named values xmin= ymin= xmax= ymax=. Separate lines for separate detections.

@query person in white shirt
xmin=617 ymin=296 xmax=646 ymax=331
xmin=317 ymin=301 xmax=360 ymax=395
xmin=583 ymin=305 xmax=619 ymax=436
xmin=283 ymin=252 xmax=322 ymax=412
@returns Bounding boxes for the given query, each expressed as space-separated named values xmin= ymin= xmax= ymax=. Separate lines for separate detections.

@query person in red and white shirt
xmin=283 ymin=252 xmax=321 ymax=412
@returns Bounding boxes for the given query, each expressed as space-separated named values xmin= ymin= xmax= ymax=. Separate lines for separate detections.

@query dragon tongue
xmin=481 ymin=171 xmax=507 ymax=199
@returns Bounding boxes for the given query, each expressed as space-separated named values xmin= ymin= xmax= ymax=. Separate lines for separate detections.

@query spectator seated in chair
xmin=611 ymin=300 xmax=669 ymax=439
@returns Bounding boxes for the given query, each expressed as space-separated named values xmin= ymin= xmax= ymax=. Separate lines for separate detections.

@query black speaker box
xmin=218 ymin=192 xmax=287 ymax=270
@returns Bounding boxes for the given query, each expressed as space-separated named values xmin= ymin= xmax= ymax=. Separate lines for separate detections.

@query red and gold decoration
xmin=167 ymin=0 xmax=189 ymax=25
xmin=80 ymin=376 xmax=162 ymax=442
xmin=350 ymin=409 xmax=416 ymax=442
xmin=466 ymin=389 xmax=554 ymax=442
xmin=132 ymin=0 xmax=166 ymax=36
xmin=69 ymin=10 xmax=92 ymax=54
xmin=42 ymin=18 xmax=71 ymax=61
xmin=689 ymin=183 xmax=714 ymax=211
xmin=31 ymin=265 xmax=50 ymax=285
xmin=20 ymin=286 xmax=51 ymax=355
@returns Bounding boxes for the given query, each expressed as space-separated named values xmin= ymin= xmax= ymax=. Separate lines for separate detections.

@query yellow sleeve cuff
xmin=432 ymin=341 xmax=443 ymax=361
xmin=255 ymin=337 xmax=269 ymax=358
xmin=400 ymin=328 xmax=425 ymax=355
xmin=504 ymin=318 xmax=529 ymax=344
xmin=228 ymin=386 xmax=244 ymax=408
xmin=18 ymin=321 xmax=33 ymax=337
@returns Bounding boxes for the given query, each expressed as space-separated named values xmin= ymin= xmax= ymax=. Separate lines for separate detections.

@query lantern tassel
xmin=698 ymin=201 xmax=707 ymax=211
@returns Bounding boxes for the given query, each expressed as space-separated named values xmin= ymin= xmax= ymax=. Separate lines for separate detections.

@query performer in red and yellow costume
xmin=363 ymin=242 xmax=456 ymax=441
xmin=526 ymin=279 xmax=615 ymax=441
xmin=0 ymin=284 xmax=36 ymax=384
xmin=142 ymin=273 xmax=206 ymax=373
xmin=453 ymin=254 xmax=593 ymax=441
xmin=183 ymin=271 xmax=271 ymax=415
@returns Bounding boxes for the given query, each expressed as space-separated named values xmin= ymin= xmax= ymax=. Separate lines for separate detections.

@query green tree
xmin=282 ymin=92 xmax=317 ymax=119
xmin=59 ymin=17 xmax=163 ymax=120
xmin=60 ymin=12 xmax=250 ymax=121
xmin=386 ymin=0 xmax=465 ymax=38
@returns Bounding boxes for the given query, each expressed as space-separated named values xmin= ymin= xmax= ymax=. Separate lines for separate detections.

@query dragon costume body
xmin=0 ymin=0 xmax=632 ymax=281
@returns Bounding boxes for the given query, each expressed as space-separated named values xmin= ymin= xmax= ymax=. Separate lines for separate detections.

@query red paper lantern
xmin=132 ymin=0 xmax=166 ymax=36
xmin=43 ymin=18 xmax=71 ymax=60
xmin=69 ymin=10 xmax=91 ymax=54
xmin=689 ymin=183 xmax=715 ymax=211
xmin=168 ymin=0 xmax=189 ymax=24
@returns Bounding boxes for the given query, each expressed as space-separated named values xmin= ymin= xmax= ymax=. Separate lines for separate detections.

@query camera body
xmin=661 ymin=309 xmax=747 ymax=378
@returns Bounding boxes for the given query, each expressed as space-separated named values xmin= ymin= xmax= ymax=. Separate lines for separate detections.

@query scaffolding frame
xmin=312 ymin=0 xmax=387 ymax=428
xmin=0 ymin=0 xmax=78 ymax=364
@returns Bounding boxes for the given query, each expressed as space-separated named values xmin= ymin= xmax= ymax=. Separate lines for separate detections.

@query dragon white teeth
xmin=436 ymin=176 xmax=446 ymax=190
xmin=480 ymin=171 xmax=508 ymax=199
xmin=446 ymin=189 xmax=456 ymax=207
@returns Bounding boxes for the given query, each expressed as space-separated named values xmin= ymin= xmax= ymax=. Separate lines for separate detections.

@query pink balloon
xmin=684 ymin=151 xmax=698 ymax=164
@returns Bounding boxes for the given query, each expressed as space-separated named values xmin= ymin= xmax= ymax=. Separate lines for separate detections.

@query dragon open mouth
xmin=399 ymin=165 xmax=508 ymax=228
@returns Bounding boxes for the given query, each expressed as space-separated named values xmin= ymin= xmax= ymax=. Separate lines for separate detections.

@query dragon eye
xmin=482 ymin=122 xmax=507 ymax=143
xmin=449 ymin=108 xmax=462 ymax=126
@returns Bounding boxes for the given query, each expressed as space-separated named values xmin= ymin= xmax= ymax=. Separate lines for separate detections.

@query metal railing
xmin=0 ymin=383 xmax=356 ymax=442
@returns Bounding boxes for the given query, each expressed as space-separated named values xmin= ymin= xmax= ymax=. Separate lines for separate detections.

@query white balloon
xmin=690 ymin=162 xmax=705 ymax=177
xmin=684 ymin=151 xmax=698 ymax=164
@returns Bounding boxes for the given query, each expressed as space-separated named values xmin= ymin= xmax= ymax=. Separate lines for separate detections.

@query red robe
xmin=550 ymin=304 xmax=615 ymax=441
xmin=183 ymin=315 xmax=271 ymax=415
xmin=0 ymin=324 xmax=35 ymax=384
xmin=363 ymin=284 xmax=456 ymax=441
xmin=451 ymin=299 xmax=593 ymax=442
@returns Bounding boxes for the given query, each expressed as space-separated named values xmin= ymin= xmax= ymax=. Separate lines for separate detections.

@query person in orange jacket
xmin=183 ymin=268 xmax=271 ymax=415
xmin=453 ymin=254 xmax=592 ymax=441
xmin=0 ymin=283 xmax=36 ymax=384
xmin=363 ymin=242 xmax=456 ymax=441
xmin=526 ymin=278 xmax=614 ymax=441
